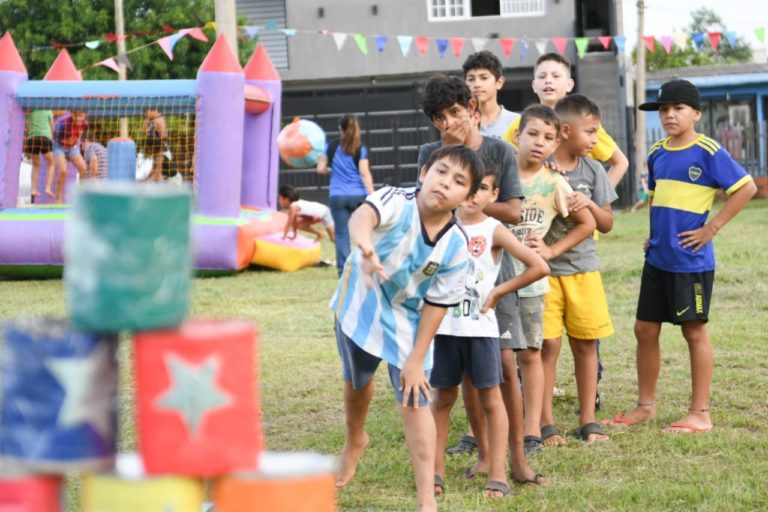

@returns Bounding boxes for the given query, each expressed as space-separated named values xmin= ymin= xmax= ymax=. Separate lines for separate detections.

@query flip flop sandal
xmin=571 ymin=422 xmax=608 ymax=442
xmin=523 ymin=435 xmax=543 ymax=457
xmin=484 ymin=480 xmax=512 ymax=497
xmin=446 ymin=434 xmax=477 ymax=456
xmin=434 ymin=474 xmax=445 ymax=496
xmin=513 ymin=473 xmax=547 ymax=486
xmin=464 ymin=463 xmax=488 ymax=480
xmin=540 ymin=424 xmax=561 ymax=441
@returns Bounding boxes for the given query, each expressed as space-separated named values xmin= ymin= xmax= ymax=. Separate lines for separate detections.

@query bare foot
xmin=586 ymin=432 xmax=610 ymax=443
xmin=543 ymin=434 xmax=566 ymax=447
xmin=602 ymin=403 xmax=656 ymax=427
xmin=335 ymin=431 xmax=369 ymax=488
xmin=45 ymin=188 xmax=54 ymax=198
xmin=31 ymin=189 xmax=39 ymax=197
xmin=662 ymin=410 xmax=712 ymax=434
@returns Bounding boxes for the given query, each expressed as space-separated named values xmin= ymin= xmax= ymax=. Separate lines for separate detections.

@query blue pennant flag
xmin=519 ymin=39 xmax=528 ymax=60
xmin=436 ymin=38 xmax=449 ymax=58
xmin=724 ymin=31 xmax=737 ymax=48
xmin=613 ymin=35 xmax=626 ymax=53
xmin=375 ymin=35 xmax=388 ymax=53
xmin=244 ymin=26 xmax=259 ymax=39
xmin=692 ymin=32 xmax=704 ymax=51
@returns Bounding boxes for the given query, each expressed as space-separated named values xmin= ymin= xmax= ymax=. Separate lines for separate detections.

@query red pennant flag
xmin=49 ymin=41 xmax=66 ymax=48
xmin=450 ymin=37 xmax=465 ymax=57
xmin=642 ymin=35 xmax=656 ymax=52
xmin=415 ymin=36 xmax=429 ymax=56
xmin=162 ymin=24 xmax=175 ymax=34
xmin=104 ymin=33 xmax=118 ymax=42
xmin=552 ymin=37 xmax=568 ymax=55
xmin=499 ymin=38 xmax=516 ymax=58
xmin=598 ymin=36 xmax=612 ymax=50
xmin=708 ymin=32 xmax=721 ymax=52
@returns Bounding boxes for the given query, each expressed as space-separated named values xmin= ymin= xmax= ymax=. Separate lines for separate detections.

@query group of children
xmin=327 ymin=48 xmax=757 ymax=511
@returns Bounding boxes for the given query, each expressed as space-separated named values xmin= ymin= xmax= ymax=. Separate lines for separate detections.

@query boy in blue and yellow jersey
xmin=331 ymin=145 xmax=484 ymax=512
xmin=605 ymin=79 xmax=756 ymax=434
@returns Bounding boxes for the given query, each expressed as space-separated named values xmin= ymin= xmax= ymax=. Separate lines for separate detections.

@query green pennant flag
xmin=354 ymin=34 xmax=368 ymax=55
xmin=755 ymin=27 xmax=765 ymax=44
xmin=575 ymin=37 xmax=589 ymax=58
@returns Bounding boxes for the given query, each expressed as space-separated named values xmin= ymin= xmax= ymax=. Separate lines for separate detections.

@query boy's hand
xmin=526 ymin=234 xmax=555 ymax=260
xmin=399 ymin=357 xmax=431 ymax=408
xmin=543 ymin=159 xmax=566 ymax=176
xmin=643 ymin=238 xmax=650 ymax=252
xmin=567 ymin=191 xmax=592 ymax=212
xmin=359 ymin=242 xmax=389 ymax=288
xmin=480 ymin=288 xmax=501 ymax=313
xmin=678 ymin=224 xmax=717 ymax=253
xmin=440 ymin=117 xmax=471 ymax=145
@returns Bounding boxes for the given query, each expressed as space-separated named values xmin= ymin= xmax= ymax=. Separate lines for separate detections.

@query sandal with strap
xmin=485 ymin=479 xmax=511 ymax=497
xmin=523 ymin=435 xmax=543 ymax=457
xmin=571 ymin=422 xmax=609 ymax=442
xmin=513 ymin=473 xmax=547 ymax=486
xmin=541 ymin=424 xmax=561 ymax=441
xmin=446 ymin=434 xmax=477 ymax=456
xmin=434 ymin=474 xmax=445 ymax=496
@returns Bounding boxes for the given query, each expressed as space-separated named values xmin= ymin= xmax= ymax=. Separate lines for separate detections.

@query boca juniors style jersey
xmin=646 ymin=134 xmax=753 ymax=273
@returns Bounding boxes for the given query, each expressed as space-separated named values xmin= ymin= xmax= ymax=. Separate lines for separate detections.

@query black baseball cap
xmin=638 ymin=79 xmax=701 ymax=111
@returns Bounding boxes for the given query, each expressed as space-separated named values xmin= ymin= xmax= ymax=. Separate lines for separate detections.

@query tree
xmin=0 ymin=0 xmax=257 ymax=79
xmin=638 ymin=7 xmax=752 ymax=72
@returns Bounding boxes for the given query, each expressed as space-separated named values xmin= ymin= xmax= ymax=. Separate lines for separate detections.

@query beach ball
xmin=277 ymin=118 xmax=326 ymax=168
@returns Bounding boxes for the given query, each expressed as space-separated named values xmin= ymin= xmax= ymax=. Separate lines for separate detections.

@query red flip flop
xmin=601 ymin=412 xmax=637 ymax=427
xmin=662 ymin=422 xmax=712 ymax=434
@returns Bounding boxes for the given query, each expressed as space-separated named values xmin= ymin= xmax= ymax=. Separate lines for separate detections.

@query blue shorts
xmin=335 ymin=322 xmax=430 ymax=407
xmin=430 ymin=335 xmax=503 ymax=389
xmin=52 ymin=140 xmax=80 ymax=158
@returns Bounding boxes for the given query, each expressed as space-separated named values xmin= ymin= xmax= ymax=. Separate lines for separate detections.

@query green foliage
xmin=637 ymin=7 xmax=752 ymax=72
xmin=0 ymin=0 xmax=256 ymax=79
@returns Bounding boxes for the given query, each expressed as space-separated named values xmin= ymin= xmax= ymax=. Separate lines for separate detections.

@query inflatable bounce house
xmin=0 ymin=32 xmax=321 ymax=276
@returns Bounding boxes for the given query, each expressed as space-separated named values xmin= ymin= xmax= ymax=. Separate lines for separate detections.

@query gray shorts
xmin=508 ymin=296 xmax=544 ymax=351
xmin=496 ymin=251 xmax=524 ymax=349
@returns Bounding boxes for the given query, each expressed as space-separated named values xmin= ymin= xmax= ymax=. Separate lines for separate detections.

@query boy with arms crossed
xmin=432 ymin=162 xmax=548 ymax=498
xmin=417 ymin=77 xmax=545 ymax=486
xmin=605 ymin=79 xmax=756 ymax=433
xmin=510 ymin=105 xmax=596 ymax=454
xmin=331 ymin=145 xmax=483 ymax=512
xmin=540 ymin=95 xmax=618 ymax=445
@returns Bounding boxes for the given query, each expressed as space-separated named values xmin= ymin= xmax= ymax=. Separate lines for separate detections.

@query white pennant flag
xmin=332 ymin=32 xmax=348 ymax=50
xmin=471 ymin=38 xmax=487 ymax=52
xmin=397 ymin=35 xmax=413 ymax=57
xmin=673 ymin=32 xmax=688 ymax=50
xmin=534 ymin=39 xmax=548 ymax=56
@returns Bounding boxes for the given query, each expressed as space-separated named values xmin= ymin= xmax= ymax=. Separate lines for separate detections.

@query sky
xmin=621 ymin=0 xmax=764 ymax=48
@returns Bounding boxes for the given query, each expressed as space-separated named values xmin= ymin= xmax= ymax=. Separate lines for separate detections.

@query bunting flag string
xmin=499 ymin=38 xmax=516 ymax=59
xmin=353 ymin=34 xmax=368 ymax=55
xmin=375 ymin=35 xmax=388 ymax=54
xmin=436 ymin=38 xmax=449 ymax=59
xmin=450 ymin=37 xmax=465 ymax=58
xmin=471 ymin=38 xmax=487 ymax=52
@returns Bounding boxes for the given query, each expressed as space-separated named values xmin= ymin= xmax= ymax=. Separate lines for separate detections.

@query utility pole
xmin=114 ymin=0 xmax=128 ymax=136
xmin=634 ymin=0 xmax=646 ymax=190
xmin=215 ymin=0 xmax=239 ymax=54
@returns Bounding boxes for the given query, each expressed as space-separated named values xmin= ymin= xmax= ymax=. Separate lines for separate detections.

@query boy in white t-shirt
xmin=431 ymin=163 xmax=548 ymax=498
xmin=278 ymin=185 xmax=335 ymax=242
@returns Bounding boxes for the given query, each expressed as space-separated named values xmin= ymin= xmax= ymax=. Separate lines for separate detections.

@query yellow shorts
xmin=543 ymin=271 xmax=614 ymax=340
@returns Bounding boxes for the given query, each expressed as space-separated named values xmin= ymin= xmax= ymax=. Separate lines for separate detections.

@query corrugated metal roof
xmin=236 ymin=0 xmax=288 ymax=70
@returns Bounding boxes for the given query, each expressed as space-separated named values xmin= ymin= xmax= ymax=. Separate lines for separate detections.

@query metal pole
xmin=114 ymin=0 xmax=128 ymax=137
xmin=634 ymin=0 xmax=647 ymax=189
xmin=215 ymin=0 xmax=239 ymax=55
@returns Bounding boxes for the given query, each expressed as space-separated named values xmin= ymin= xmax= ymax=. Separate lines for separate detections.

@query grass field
xmin=1 ymin=200 xmax=767 ymax=511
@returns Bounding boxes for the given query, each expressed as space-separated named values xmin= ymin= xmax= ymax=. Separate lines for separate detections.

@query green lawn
xmin=1 ymin=200 xmax=767 ymax=511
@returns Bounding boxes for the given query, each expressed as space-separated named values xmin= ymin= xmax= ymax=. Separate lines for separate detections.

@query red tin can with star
xmin=134 ymin=319 xmax=261 ymax=476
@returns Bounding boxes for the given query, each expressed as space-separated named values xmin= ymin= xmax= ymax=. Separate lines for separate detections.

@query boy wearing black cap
xmin=604 ymin=79 xmax=756 ymax=433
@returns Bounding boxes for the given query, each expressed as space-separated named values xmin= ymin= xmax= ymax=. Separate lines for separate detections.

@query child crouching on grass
xmin=431 ymin=162 xmax=548 ymax=498
xmin=330 ymin=145 xmax=484 ymax=512
xmin=278 ymin=185 xmax=336 ymax=242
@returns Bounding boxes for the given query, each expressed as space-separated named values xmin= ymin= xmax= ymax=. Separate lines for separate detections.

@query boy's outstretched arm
xmin=678 ymin=179 xmax=757 ymax=253
xmin=348 ymin=203 xmax=389 ymax=287
xmin=400 ymin=303 xmax=446 ymax=408
xmin=568 ymin=192 xmax=614 ymax=233
xmin=481 ymin=226 xmax=549 ymax=312
xmin=606 ymin=147 xmax=629 ymax=188
xmin=527 ymin=206 xmax=596 ymax=261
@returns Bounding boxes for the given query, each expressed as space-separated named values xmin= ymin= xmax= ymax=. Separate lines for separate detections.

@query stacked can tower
xmin=0 ymin=181 xmax=335 ymax=511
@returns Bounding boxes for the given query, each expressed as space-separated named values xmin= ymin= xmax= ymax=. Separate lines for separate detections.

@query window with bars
xmin=427 ymin=0 xmax=545 ymax=20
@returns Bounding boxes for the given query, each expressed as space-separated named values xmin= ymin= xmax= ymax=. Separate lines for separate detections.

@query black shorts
xmin=636 ymin=261 xmax=714 ymax=325
xmin=430 ymin=335 xmax=503 ymax=389
xmin=24 ymin=136 xmax=52 ymax=155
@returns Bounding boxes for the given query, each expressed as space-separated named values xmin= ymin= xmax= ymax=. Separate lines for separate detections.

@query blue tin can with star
xmin=0 ymin=317 xmax=118 ymax=473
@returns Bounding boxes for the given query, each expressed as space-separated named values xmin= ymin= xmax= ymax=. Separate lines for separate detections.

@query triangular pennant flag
xmin=499 ymin=38 xmax=516 ymax=58
xmin=436 ymin=38 xmax=449 ymax=58
xmin=597 ymin=36 xmax=611 ymax=50
xmin=574 ymin=37 xmax=589 ymax=58
xmin=332 ymin=32 xmax=347 ymax=51
xmin=169 ymin=33 xmax=183 ymax=51
xmin=552 ymin=37 xmax=568 ymax=56
xmin=450 ymin=37 xmax=465 ymax=57
xmin=96 ymin=57 xmax=120 ymax=73
xmin=673 ymin=32 xmax=688 ymax=50
xmin=724 ymin=31 xmax=737 ymax=48
xmin=157 ymin=36 xmax=175 ymax=60
xmin=265 ymin=20 xmax=277 ymax=31
xmin=85 ymin=40 xmax=101 ymax=49
xmin=415 ymin=36 xmax=430 ymax=56
xmin=283 ymin=29 xmax=296 ymax=38
xmin=661 ymin=35 xmax=673 ymax=54
xmin=104 ymin=33 xmax=118 ymax=42
xmin=115 ymin=53 xmax=132 ymax=71
xmin=471 ymin=37 xmax=487 ymax=52
xmin=319 ymin=29 xmax=329 ymax=36
xmin=183 ymin=28 xmax=208 ymax=42
xmin=375 ymin=35 xmax=388 ymax=53
xmin=755 ymin=27 xmax=765 ymax=44
xmin=642 ymin=35 xmax=655 ymax=52
xmin=244 ymin=26 xmax=259 ymax=39
xmin=692 ymin=32 xmax=704 ymax=51
xmin=534 ymin=39 xmax=548 ymax=56
xmin=708 ymin=32 xmax=721 ymax=52
xmin=397 ymin=35 xmax=413 ymax=57
xmin=519 ymin=39 xmax=528 ymax=60
xmin=162 ymin=24 xmax=174 ymax=34
xmin=203 ymin=21 xmax=216 ymax=31
xmin=354 ymin=34 xmax=368 ymax=55
xmin=613 ymin=35 xmax=626 ymax=53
